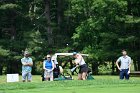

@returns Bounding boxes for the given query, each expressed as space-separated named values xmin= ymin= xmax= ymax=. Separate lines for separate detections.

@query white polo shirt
xmin=117 ymin=55 xmax=131 ymax=69
xmin=75 ymin=54 xmax=86 ymax=66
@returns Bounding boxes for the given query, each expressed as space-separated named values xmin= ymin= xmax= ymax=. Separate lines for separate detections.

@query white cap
xmin=46 ymin=55 xmax=51 ymax=58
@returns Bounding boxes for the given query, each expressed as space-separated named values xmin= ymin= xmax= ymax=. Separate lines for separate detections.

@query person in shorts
xmin=21 ymin=51 xmax=33 ymax=82
xmin=43 ymin=55 xmax=55 ymax=81
xmin=116 ymin=50 xmax=132 ymax=80
xmin=73 ymin=52 xmax=88 ymax=80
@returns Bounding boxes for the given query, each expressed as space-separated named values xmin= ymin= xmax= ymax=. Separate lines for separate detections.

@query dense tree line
xmin=0 ymin=0 xmax=139 ymax=75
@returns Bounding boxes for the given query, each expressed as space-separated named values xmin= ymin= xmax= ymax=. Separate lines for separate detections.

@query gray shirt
xmin=117 ymin=55 xmax=131 ymax=69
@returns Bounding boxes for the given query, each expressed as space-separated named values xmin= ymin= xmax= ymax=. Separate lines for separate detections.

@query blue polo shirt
xmin=44 ymin=60 xmax=53 ymax=70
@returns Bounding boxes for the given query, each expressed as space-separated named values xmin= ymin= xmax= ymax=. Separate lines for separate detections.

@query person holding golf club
xmin=21 ymin=51 xmax=33 ymax=82
xmin=43 ymin=55 xmax=55 ymax=81
xmin=116 ymin=50 xmax=132 ymax=80
xmin=73 ymin=52 xmax=88 ymax=80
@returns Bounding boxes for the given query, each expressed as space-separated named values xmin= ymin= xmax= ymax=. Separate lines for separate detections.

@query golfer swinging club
xmin=73 ymin=52 xmax=88 ymax=80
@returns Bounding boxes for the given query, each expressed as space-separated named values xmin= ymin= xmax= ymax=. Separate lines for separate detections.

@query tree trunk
xmin=7 ymin=62 xmax=12 ymax=74
xmin=0 ymin=65 xmax=3 ymax=75
xmin=137 ymin=58 xmax=140 ymax=71
xmin=111 ymin=60 xmax=115 ymax=75
xmin=92 ymin=62 xmax=98 ymax=75
xmin=56 ymin=0 xmax=64 ymax=46
xmin=57 ymin=0 xmax=62 ymax=26
xmin=44 ymin=0 xmax=53 ymax=46
xmin=133 ymin=60 xmax=138 ymax=71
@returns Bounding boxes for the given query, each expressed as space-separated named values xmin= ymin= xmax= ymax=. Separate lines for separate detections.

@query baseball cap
xmin=46 ymin=55 xmax=51 ymax=58
xmin=73 ymin=52 xmax=77 ymax=55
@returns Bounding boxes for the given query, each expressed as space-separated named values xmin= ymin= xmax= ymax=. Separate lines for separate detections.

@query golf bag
xmin=54 ymin=72 xmax=73 ymax=81
xmin=87 ymin=68 xmax=94 ymax=80
xmin=41 ymin=70 xmax=45 ymax=81
xmin=53 ymin=64 xmax=60 ymax=78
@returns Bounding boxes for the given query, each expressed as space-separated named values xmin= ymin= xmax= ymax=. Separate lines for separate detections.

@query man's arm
xmin=21 ymin=59 xmax=29 ymax=66
xmin=128 ymin=57 xmax=132 ymax=73
xmin=43 ymin=61 xmax=46 ymax=70
xmin=128 ymin=64 xmax=131 ymax=74
xmin=21 ymin=58 xmax=33 ymax=66
xmin=21 ymin=62 xmax=28 ymax=66
xmin=116 ymin=58 xmax=121 ymax=71
xmin=27 ymin=58 xmax=33 ymax=66
xmin=28 ymin=62 xmax=33 ymax=66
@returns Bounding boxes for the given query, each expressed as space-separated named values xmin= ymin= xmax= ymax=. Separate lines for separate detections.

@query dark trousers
xmin=120 ymin=69 xmax=129 ymax=80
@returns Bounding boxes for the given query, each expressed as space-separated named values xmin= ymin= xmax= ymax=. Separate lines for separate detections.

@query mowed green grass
xmin=0 ymin=75 xmax=140 ymax=93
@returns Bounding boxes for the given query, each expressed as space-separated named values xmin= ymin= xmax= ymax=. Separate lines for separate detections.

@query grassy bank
xmin=0 ymin=75 xmax=140 ymax=93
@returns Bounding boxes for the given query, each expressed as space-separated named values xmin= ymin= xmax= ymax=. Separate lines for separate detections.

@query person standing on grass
xmin=116 ymin=50 xmax=132 ymax=80
xmin=73 ymin=52 xmax=88 ymax=80
xmin=43 ymin=55 xmax=55 ymax=81
xmin=21 ymin=51 xmax=33 ymax=82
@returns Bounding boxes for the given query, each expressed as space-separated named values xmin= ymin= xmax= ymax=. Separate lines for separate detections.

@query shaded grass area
xmin=0 ymin=75 xmax=140 ymax=93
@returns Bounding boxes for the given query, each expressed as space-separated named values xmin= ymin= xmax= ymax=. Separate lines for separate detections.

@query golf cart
xmin=51 ymin=53 xmax=94 ymax=81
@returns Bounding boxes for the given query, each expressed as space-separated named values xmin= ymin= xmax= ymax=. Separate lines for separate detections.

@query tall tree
xmin=44 ymin=0 xmax=53 ymax=46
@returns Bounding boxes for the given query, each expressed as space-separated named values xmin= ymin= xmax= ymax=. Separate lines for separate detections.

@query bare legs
xmin=82 ymin=72 xmax=87 ymax=80
xmin=78 ymin=72 xmax=87 ymax=80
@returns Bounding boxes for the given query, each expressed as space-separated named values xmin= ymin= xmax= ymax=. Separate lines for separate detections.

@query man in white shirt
xmin=116 ymin=50 xmax=131 ymax=80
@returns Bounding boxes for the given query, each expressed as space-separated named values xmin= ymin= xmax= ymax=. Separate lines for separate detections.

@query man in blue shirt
xmin=43 ymin=55 xmax=54 ymax=81
xmin=21 ymin=51 xmax=33 ymax=82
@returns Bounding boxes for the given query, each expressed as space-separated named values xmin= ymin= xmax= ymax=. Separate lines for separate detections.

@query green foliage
xmin=0 ymin=46 xmax=10 ymax=57
xmin=0 ymin=4 xmax=20 ymax=10
xmin=0 ymin=0 xmax=139 ymax=74
xmin=70 ymin=0 xmax=140 ymax=73
xmin=125 ymin=15 xmax=140 ymax=23
xmin=98 ymin=62 xmax=112 ymax=74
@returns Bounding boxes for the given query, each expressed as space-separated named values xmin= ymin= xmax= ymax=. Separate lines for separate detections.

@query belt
xmin=121 ymin=68 xmax=128 ymax=69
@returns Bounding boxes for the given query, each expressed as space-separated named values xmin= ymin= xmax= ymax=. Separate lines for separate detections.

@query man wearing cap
xmin=116 ymin=50 xmax=132 ymax=80
xmin=43 ymin=55 xmax=55 ymax=81
xmin=21 ymin=51 xmax=33 ymax=82
xmin=73 ymin=52 xmax=88 ymax=80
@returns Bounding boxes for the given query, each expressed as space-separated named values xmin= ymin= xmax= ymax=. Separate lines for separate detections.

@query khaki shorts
xmin=44 ymin=70 xmax=53 ymax=78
